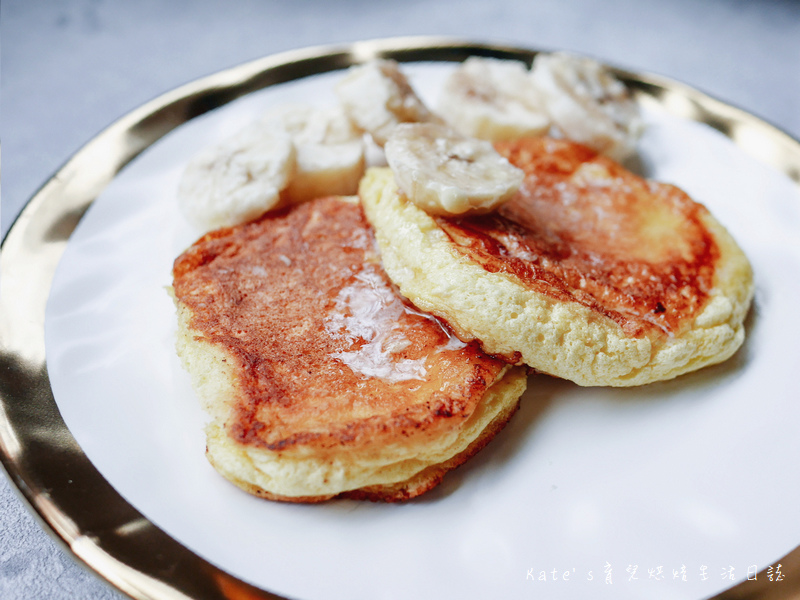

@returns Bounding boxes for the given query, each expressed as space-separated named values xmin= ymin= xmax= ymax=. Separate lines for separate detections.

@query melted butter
xmin=571 ymin=162 xmax=614 ymax=187
xmin=325 ymin=265 xmax=465 ymax=383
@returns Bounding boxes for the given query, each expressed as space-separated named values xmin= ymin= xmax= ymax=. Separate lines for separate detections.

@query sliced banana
xmin=335 ymin=59 xmax=440 ymax=146
xmin=384 ymin=123 xmax=524 ymax=216
xmin=178 ymin=125 xmax=295 ymax=232
xmin=259 ymin=104 xmax=365 ymax=204
xmin=438 ymin=56 xmax=550 ymax=142
xmin=530 ymin=52 xmax=642 ymax=161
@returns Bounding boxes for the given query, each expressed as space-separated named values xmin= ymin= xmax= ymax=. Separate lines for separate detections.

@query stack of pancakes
xmin=172 ymin=119 xmax=753 ymax=504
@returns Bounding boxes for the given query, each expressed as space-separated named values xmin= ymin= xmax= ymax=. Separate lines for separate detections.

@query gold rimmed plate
xmin=2 ymin=37 xmax=800 ymax=600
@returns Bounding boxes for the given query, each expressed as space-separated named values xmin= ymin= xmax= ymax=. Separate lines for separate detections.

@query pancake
xmin=172 ymin=195 xmax=527 ymax=502
xmin=359 ymin=137 xmax=754 ymax=387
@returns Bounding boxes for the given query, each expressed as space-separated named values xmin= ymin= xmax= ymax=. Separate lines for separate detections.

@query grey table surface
xmin=1 ymin=1 xmax=799 ymax=598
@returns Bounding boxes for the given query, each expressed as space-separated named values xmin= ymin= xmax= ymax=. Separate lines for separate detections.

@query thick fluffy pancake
xmin=172 ymin=195 xmax=526 ymax=501
xmin=360 ymin=138 xmax=754 ymax=386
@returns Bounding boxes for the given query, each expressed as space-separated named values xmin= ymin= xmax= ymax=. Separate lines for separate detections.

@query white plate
xmin=34 ymin=55 xmax=800 ymax=600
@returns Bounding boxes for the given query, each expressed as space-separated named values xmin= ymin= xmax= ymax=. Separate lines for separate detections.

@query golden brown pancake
xmin=359 ymin=137 xmax=753 ymax=386
xmin=172 ymin=195 xmax=527 ymax=501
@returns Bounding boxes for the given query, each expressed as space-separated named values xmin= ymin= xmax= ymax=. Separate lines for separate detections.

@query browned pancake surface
xmin=173 ymin=197 xmax=507 ymax=457
xmin=433 ymin=137 xmax=720 ymax=338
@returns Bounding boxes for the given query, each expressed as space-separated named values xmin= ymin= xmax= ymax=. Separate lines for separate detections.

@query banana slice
xmin=438 ymin=56 xmax=550 ymax=141
xmin=384 ymin=123 xmax=524 ymax=216
xmin=530 ymin=52 xmax=642 ymax=161
xmin=178 ymin=125 xmax=295 ymax=232
xmin=259 ymin=105 xmax=365 ymax=204
xmin=335 ymin=59 xmax=440 ymax=146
